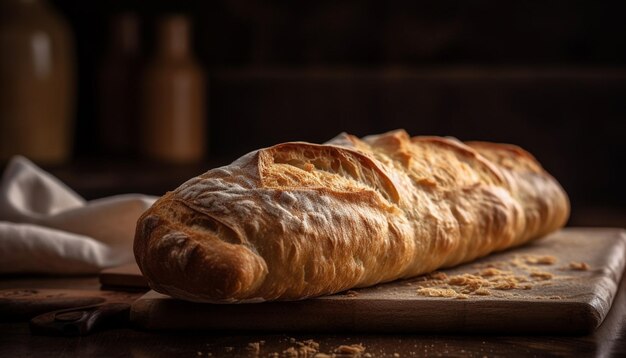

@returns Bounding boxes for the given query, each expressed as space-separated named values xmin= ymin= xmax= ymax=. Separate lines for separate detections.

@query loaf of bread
xmin=134 ymin=130 xmax=569 ymax=302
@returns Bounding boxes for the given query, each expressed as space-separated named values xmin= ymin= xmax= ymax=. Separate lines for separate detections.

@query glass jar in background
xmin=0 ymin=0 xmax=75 ymax=165
xmin=140 ymin=15 xmax=206 ymax=164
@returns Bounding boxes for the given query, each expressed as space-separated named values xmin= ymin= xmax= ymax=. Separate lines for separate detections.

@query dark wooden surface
xmin=1 ymin=262 xmax=626 ymax=357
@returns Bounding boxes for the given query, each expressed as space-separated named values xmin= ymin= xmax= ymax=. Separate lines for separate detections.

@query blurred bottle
xmin=0 ymin=0 xmax=75 ymax=164
xmin=97 ymin=13 xmax=141 ymax=157
xmin=140 ymin=15 xmax=206 ymax=164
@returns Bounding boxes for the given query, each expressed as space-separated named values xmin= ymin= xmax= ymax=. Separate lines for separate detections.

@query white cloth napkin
xmin=0 ymin=156 xmax=157 ymax=274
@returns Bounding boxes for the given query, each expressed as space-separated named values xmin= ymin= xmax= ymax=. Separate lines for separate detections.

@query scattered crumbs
xmin=448 ymin=274 xmax=489 ymax=292
xmin=247 ymin=342 xmax=261 ymax=354
xmin=526 ymin=255 xmax=557 ymax=265
xmin=282 ymin=347 xmax=298 ymax=358
xmin=394 ymin=353 xmax=400 ymax=357
xmin=298 ymin=339 xmax=320 ymax=352
xmin=279 ymin=339 xmax=320 ymax=357
xmin=334 ymin=343 xmax=366 ymax=356
xmin=492 ymin=277 xmax=518 ymax=290
xmin=224 ymin=347 xmax=234 ymax=352
xmin=569 ymin=262 xmax=590 ymax=271
xmin=549 ymin=295 xmax=563 ymax=300
xmin=509 ymin=254 xmax=558 ymax=268
xmin=530 ymin=271 xmax=554 ymax=280
xmin=314 ymin=354 xmax=331 ymax=358
xmin=345 ymin=290 xmax=359 ymax=297
xmin=479 ymin=268 xmax=511 ymax=277
xmin=417 ymin=287 xmax=459 ymax=298
xmin=414 ymin=252 xmax=571 ymax=299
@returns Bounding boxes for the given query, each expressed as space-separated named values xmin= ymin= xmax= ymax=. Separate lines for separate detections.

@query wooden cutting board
xmin=99 ymin=263 xmax=149 ymax=290
xmin=130 ymin=228 xmax=626 ymax=334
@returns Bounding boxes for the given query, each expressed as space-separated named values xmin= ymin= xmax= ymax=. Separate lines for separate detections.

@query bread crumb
xmin=345 ymin=290 xmax=359 ymax=297
xmin=313 ymin=354 xmax=331 ymax=358
xmin=334 ymin=343 xmax=365 ymax=356
xmin=279 ymin=339 xmax=320 ymax=357
xmin=283 ymin=347 xmax=298 ymax=357
xmin=247 ymin=342 xmax=260 ymax=354
xmin=268 ymin=353 xmax=279 ymax=358
xmin=303 ymin=163 xmax=315 ymax=172
xmin=530 ymin=271 xmax=553 ymax=280
xmin=394 ymin=353 xmax=400 ymax=357
xmin=224 ymin=347 xmax=233 ymax=352
xmin=479 ymin=268 xmax=511 ymax=277
xmin=492 ymin=277 xmax=518 ymax=290
xmin=417 ymin=287 xmax=459 ymax=298
xmin=197 ymin=352 xmax=202 ymax=356
xmin=298 ymin=339 xmax=320 ymax=351
xmin=549 ymin=295 xmax=562 ymax=300
xmin=526 ymin=255 xmax=557 ymax=265
xmin=509 ymin=254 xmax=557 ymax=269
xmin=448 ymin=274 xmax=489 ymax=292
xmin=569 ymin=262 xmax=590 ymax=271
xmin=474 ymin=288 xmax=491 ymax=296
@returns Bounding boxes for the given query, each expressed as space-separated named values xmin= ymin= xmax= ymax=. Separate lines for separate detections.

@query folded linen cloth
xmin=0 ymin=156 xmax=157 ymax=274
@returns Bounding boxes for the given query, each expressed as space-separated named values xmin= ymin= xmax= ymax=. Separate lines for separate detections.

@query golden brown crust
xmin=134 ymin=129 xmax=570 ymax=302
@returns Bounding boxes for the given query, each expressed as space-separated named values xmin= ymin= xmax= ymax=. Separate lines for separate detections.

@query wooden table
xmin=1 ymin=274 xmax=626 ymax=358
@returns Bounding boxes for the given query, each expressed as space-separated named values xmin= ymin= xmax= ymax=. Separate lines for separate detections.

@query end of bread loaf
xmin=134 ymin=195 xmax=269 ymax=302
xmin=466 ymin=141 xmax=570 ymax=236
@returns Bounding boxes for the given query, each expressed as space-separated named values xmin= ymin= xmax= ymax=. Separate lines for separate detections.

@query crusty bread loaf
xmin=133 ymin=130 xmax=569 ymax=302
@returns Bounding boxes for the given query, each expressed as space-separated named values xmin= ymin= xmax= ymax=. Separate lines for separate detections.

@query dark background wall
xmin=49 ymin=0 xmax=626 ymax=220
